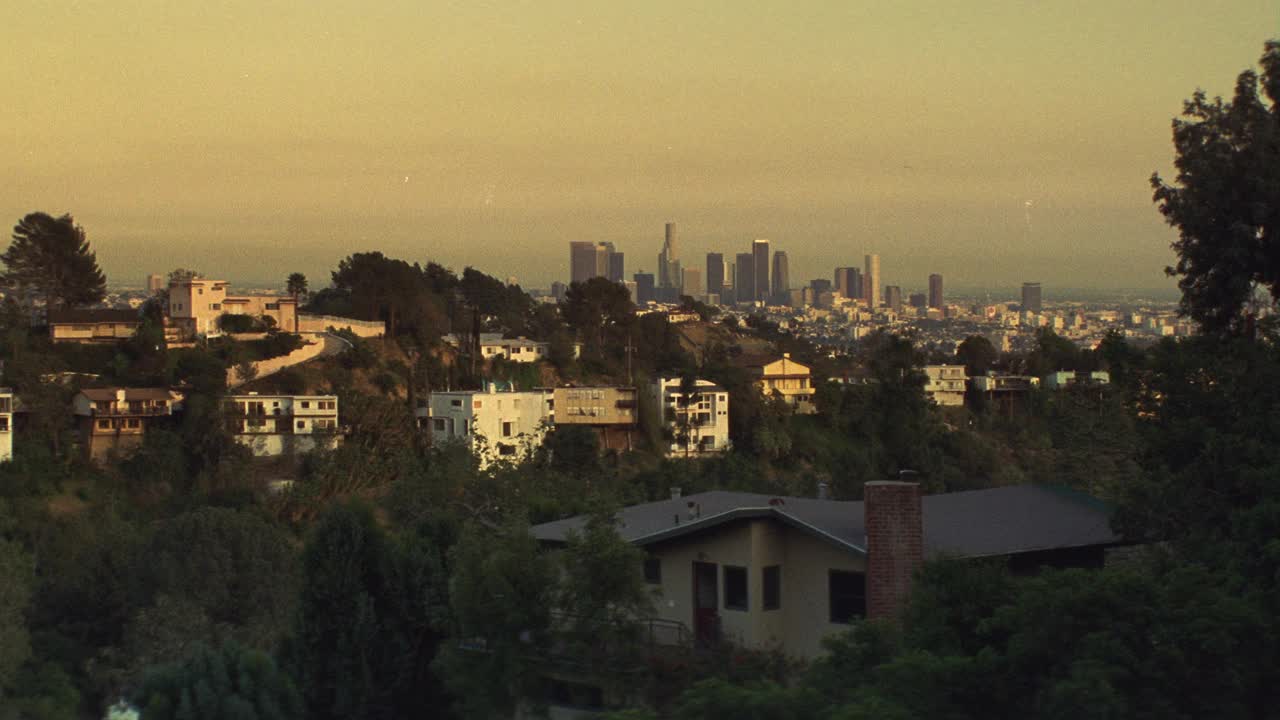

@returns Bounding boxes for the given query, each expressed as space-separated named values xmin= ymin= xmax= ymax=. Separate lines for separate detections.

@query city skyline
xmin=3 ymin=2 xmax=1272 ymax=290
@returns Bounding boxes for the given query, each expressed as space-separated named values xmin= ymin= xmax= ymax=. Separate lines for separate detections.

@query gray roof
xmin=530 ymin=485 xmax=1120 ymax=559
xmin=48 ymin=308 xmax=140 ymax=324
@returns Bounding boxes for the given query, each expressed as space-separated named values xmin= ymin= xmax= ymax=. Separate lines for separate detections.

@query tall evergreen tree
xmin=1 ymin=212 xmax=107 ymax=311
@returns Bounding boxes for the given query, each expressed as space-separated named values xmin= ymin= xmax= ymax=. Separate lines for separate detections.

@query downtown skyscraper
xmin=658 ymin=222 xmax=681 ymax=290
xmin=570 ymin=241 xmax=614 ymax=284
xmin=928 ymin=273 xmax=943 ymax=309
xmin=753 ymin=239 xmax=770 ymax=302
xmin=771 ymin=251 xmax=789 ymax=304
xmin=706 ymin=253 xmax=725 ymax=297
xmin=864 ymin=253 xmax=881 ymax=307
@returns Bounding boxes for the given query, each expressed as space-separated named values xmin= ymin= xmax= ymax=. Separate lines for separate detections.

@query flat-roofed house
xmin=73 ymin=388 xmax=183 ymax=463
xmin=421 ymin=383 xmax=554 ymax=467
xmin=48 ymin=308 xmax=141 ymax=343
xmin=923 ymin=365 xmax=967 ymax=406
xmin=652 ymin=377 xmax=730 ymax=456
xmin=551 ymin=386 xmax=637 ymax=451
xmin=167 ymin=277 xmax=298 ymax=339
xmin=751 ymin=353 xmax=816 ymax=413
xmin=533 ymin=483 xmax=1122 ymax=660
xmin=224 ymin=393 xmax=340 ymax=456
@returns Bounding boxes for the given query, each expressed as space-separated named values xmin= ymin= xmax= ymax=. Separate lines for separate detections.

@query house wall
xmin=553 ymin=387 xmax=636 ymax=426
xmin=427 ymin=388 xmax=553 ymax=466
xmin=646 ymin=518 xmax=866 ymax=660
xmin=0 ymin=393 xmax=12 ymax=462
xmin=296 ymin=314 xmax=385 ymax=337
xmin=652 ymin=378 xmax=730 ymax=455
xmin=50 ymin=322 xmax=138 ymax=343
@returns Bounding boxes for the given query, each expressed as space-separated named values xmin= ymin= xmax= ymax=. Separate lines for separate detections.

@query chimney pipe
xmin=670 ymin=487 xmax=682 ymax=500
xmin=864 ymin=481 xmax=923 ymax=621
xmin=817 ymin=481 xmax=830 ymax=500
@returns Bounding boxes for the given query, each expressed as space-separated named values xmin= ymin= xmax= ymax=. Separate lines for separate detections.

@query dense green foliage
xmin=1 ymin=212 xmax=107 ymax=311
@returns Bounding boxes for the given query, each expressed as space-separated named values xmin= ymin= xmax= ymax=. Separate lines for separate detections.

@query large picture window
xmin=829 ymin=571 xmax=866 ymax=623
xmin=723 ymin=566 xmax=748 ymax=611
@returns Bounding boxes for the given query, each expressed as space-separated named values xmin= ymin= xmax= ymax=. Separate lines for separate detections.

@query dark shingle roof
xmin=48 ymin=308 xmax=140 ymax=324
xmin=531 ymin=485 xmax=1120 ymax=559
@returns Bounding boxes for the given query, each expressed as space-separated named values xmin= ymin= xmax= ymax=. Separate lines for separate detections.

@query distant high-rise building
xmin=849 ymin=268 xmax=863 ymax=301
xmin=658 ymin=222 xmax=680 ymax=289
xmin=1022 ymin=282 xmax=1042 ymax=313
xmin=682 ymin=268 xmax=704 ymax=296
xmin=834 ymin=267 xmax=863 ymax=300
xmin=147 ymin=274 xmax=164 ymax=293
xmin=752 ymin=240 xmax=770 ymax=302
xmin=864 ymin=254 xmax=881 ymax=307
xmin=810 ymin=278 xmax=832 ymax=295
xmin=885 ymin=285 xmax=903 ymax=312
xmin=551 ymin=281 xmax=568 ymax=302
xmin=909 ymin=292 xmax=927 ymax=309
xmin=633 ymin=272 xmax=655 ymax=304
xmin=706 ymin=253 xmax=725 ymax=296
xmin=770 ymin=251 xmax=789 ymax=303
xmin=735 ymin=252 xmax=755 ymax=304
xmin=928 ymin=273 xmax=943 ymax=309
xmin=570 ymin=241 xmax=613 ymax=284
xmin=609 ymin=252 xmax=626 ymax=283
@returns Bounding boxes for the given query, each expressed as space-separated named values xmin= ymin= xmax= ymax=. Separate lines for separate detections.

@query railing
xmin=92 ymin=405 xmax=170 ymax=416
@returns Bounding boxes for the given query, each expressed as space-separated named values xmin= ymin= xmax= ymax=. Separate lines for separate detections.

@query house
xmin=532 ymin=482 xmax=1122 ymax=660
xmin=167 ymin=277 xmax=298 ymax=339
xmin=1042 ymin=370 xmax=1111 ymax=390
xmin=73 ymin=388 xmax=183 ymax=463
xmin=972 ymin=374 xmax=1041 ymax=415
xmin=47 ymin=308 xmax=141 ymax=343
xmin=224 ymin=393 xmax=340 ymax=456
xmin=0 ymin=388 xmax=12 ymax=462
xmin=551 ymin=386 xmax=637 ymax=451
xmin=651 ymin=377 xmax=730 ymax=456
xmin=442 ymin=333 xmax=580 ymax=363
xmin=923 ymin=365 xmax=967 ymax=406
xmin=420 ymin=383 xmax=554 ymax=466
xmin=751 ymin=353 xmax=815 ymax=413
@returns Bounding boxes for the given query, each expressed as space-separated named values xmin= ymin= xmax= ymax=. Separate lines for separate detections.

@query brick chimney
xmin=864 ymin=481 xmax=923 ymax=620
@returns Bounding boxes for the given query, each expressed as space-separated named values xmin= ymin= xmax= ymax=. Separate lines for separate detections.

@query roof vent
xmin=768 ymin=497 xmax=786 ymax=506
xmin=670 ymin=487 xmax=682 ymax=500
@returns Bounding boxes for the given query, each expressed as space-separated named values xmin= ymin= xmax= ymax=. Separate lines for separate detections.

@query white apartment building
xmin=0 ymin=388 xmax=12 ymax=462
xmin=923 ymin=365 xmax=967 ymax=406
xmin=651 ymin=377 xmax=730 ymax=456
xmin=421 ymin=384 xmax=554 ymax=466
xmin=225 ymin=393 xmax=340 ymax=456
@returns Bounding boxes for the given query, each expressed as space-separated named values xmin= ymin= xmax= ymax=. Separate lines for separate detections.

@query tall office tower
xmin=633 ymin=272 xmax=655 ymax=304
xmin=1021 ymin=282 xmax=1043 ymax=313
xmin=771 ymin=251 xmax=790 ymax=303
xmin=849 ymin=268 xmax=863 ymax=301
xmin=928 ymin=273 xmax=943 ymax=309
xmin=752 ymin=239 xmax=771 ymax=302
xmin=909 ymin=292 xmax=927 ymax=309
xmin=885 ymin=285 xmax=903 ymax=312
xmin=550 ymin=281 xmax=568 ymax=302
xmin=569 ymin=241 xmax=596 ymax=284
xmin=735 ymin=252 xmax=755 ymax=303
xmin=682 ymin=268 xmax=704 ymax=296
xmin=810 ymin=278 xmax=832 ymax=295
xmin=834 ymin=267 xmax=846 ymax=296
xmin=864 ymin=254 xmax=881 ymax=307
xmin=658 ymin=222 xmax=679 ymax=288
xmin=608 ymin=252 xmax=625 ymax=282
xmin=706 ymin=253 xmax=725 ymax=296
xmin=147 ymin=273 xmax=164 ymax=293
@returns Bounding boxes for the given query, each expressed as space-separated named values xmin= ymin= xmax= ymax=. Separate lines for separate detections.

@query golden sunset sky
xmin=1 ymin=1 xmax=1275 ymax=291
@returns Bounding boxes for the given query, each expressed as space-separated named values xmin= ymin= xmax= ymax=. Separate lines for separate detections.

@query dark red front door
xmin=692 ymin=561 xmax=718 ymax=647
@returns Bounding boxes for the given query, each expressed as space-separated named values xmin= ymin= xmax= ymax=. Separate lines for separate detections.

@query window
xmin=433 ymin=418 xmax=446 ymax=432
xmin=451 ymin=399 xmax=462 ymax=407
xmin=723 ymin=566 xmax=748 ymax=611
xmin=644 ymin=556 xmax=662 ymax=585
xmin=502 ymin=421 xmax=514 ymax=437
xmin=474 ymin=400 xmax=483 ymax=409
xmin=497 ymin=443 xmax=517 ymax=456
xmin=266 ymin=303 xmax=280 ymax=310
xmin=126 ymin=418 xmax=140 ymax=429
xmin=97 ymin=419 xmax=110 ymax=430
xmin=301 ymin=401 xmax=310 ymax=409
xmin=829 ymin=571 xmax=866 ymax=623
xmin=197 ymin=288 xmax=203 ymax=295
xmin=0 ymin=418 xmax=7 ymax=432
xmin=211 ymin=303 xmax=221 ymax=310
xmin=297 ymin=420 xmax=306 ymax=429
xmin=763 ymin=566 xmax=781 ymax=610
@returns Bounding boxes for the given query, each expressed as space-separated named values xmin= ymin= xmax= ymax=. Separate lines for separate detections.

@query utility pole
xmin=624 ymin=332 xmax=636 ymax=385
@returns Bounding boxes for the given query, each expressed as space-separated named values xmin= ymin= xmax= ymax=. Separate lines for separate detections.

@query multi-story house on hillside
xmin=167 ymin=277 xmax=297 ymax=339
xmin=73 ymin=388 xmax=183 ymax=463
xmin=651 ymin=378 xmax=730 ymax=456
xmin=551 ymin=386 xmax=637 ymax=451
xmin=923 ymin=365 xmax=967 ymax=406
xmin=751 ymin=353 xmax=815 ymax=413
xmin=420 ymin=383 xmax=554 ymax=466
xmin=224 ymin=393 xmax=340 ymax=456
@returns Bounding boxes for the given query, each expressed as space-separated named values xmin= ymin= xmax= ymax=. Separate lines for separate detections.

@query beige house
xmin=751 ymin=353 xmax=815 ymax=413
xmin=168 ymin=278 xmax=298 ymax=339
xmin=73 ymin=388 xmax=183 ymax=463
xmin=48 ymin=308 xmax=141 ymax=343
xmin=923 ymin=364 xmax=967 ymax=406
xmin=0 ymin=388 xmax=12 ymax=462
xmin=651 ymin=378 xmax=730 ymax=456
xmin=551 ymin=386 xmax=637 ymax=451
xmin=533 ymin=483 xmax=1121 ymax=661
xmin=224 ymin=393 xmax=341 ymax=456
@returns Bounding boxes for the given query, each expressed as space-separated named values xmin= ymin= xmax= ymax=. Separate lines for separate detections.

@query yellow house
xmin=752 ymin=353 xmax=816 ymax=413
xmin=48 ymin=308 xmax=141 ymax=343
xmin=533 ymin=483 xmax=1121 ymax=661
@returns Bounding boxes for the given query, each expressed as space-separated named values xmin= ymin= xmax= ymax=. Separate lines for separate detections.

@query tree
xmin=286 ymin=272 xmax=308 ymax=301
xmin=134 ymin=641 xmax=303 ymax=720
xmin=563 ymin=278 xmax=633 ymax=354
xmin=1 ymin=212 xmax=106 ymax=311
xmin=954 ymin=335 xmax=998 ymax=377
xmin=1151 ymin=41 xmax=1280 ymax=337
xmin=0 ymin=538 xmax=33 ymax=703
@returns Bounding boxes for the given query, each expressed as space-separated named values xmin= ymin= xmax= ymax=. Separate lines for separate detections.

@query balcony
xmin=92 ymin=405 xmax=170 ymax=417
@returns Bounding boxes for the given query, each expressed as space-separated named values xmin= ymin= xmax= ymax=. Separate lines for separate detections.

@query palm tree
xmin=286 ymin=273 xmax=307 ymax=332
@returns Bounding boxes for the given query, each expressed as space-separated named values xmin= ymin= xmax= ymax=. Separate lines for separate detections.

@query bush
xmin=217 ymin=314 xmax=265 ymax=333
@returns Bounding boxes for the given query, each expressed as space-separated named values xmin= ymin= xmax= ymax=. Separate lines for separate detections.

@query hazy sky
xmin=2 ymin=1 xmax=1275 ymax=292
